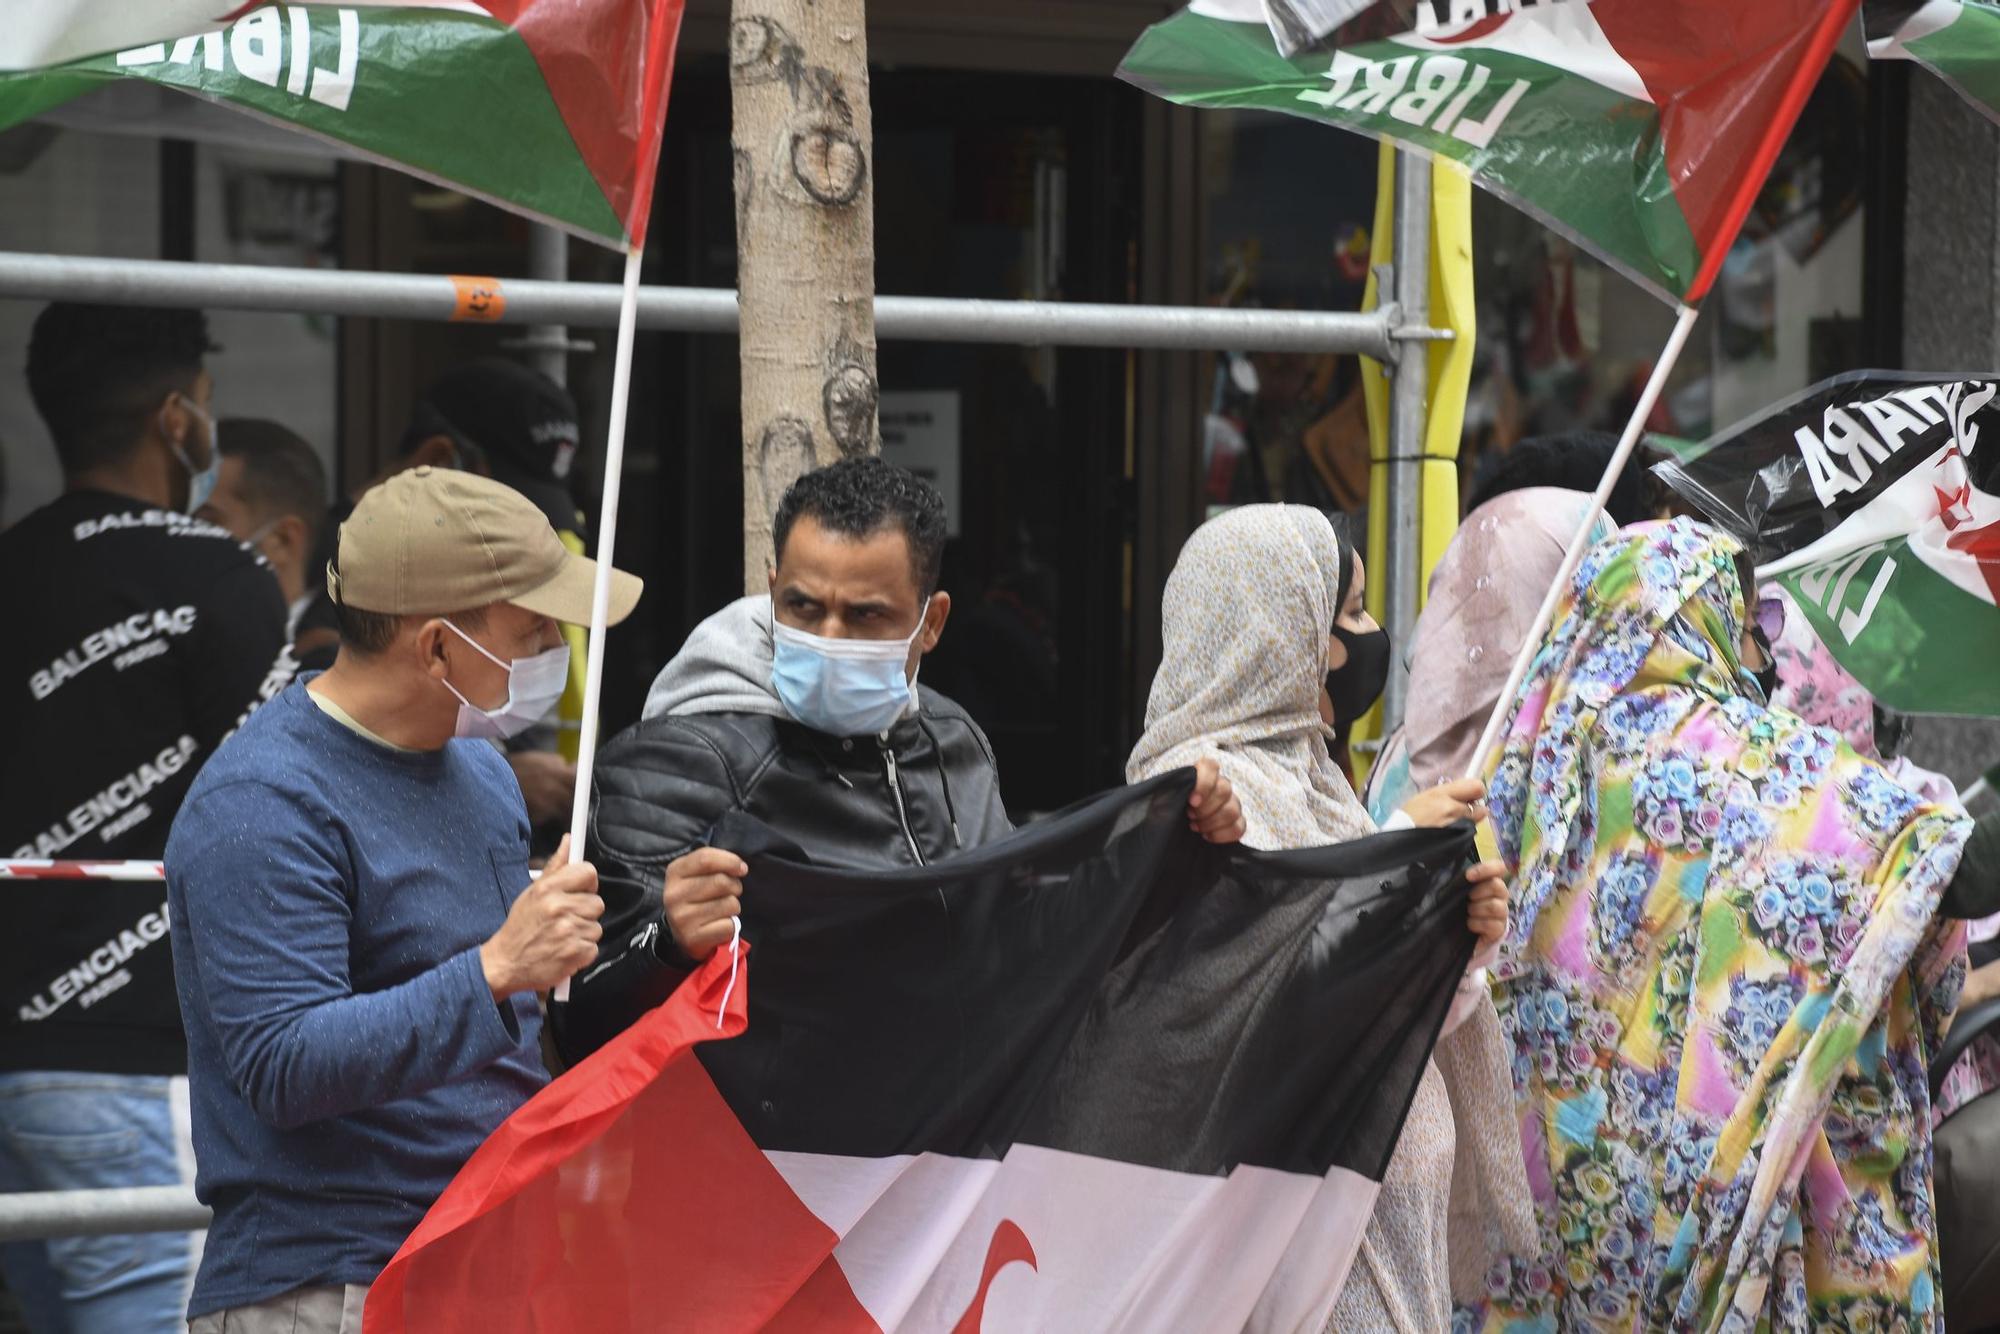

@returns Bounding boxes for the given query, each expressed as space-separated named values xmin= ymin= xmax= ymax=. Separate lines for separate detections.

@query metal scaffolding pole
xmin=506 ymin=225 xmax=577 ymax=388
xmin=1381 ymin=152 xmax=1432 ymax=738
xmin=0 ymin=252 xmax=1417 ymax=359
xmin=0 ymin=1187 xmax=208 ymax=1242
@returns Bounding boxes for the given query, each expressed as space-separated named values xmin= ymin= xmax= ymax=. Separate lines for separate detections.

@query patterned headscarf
xmin=1130 ymin=504 xmax=1538 ymax=1302
xmin=1761 ymin=586 xmax=1881 ymax=757
xmin=1478 ymin=518 xmax=1970 ymax=1331
xmin=1127 ymin=504 xmax=1375 ymax=847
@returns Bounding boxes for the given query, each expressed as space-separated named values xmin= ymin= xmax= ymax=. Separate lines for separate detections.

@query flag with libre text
xmin=364 ymin=773 xmax=1481 ymax=1333
xmin=1655 ymin=372 xmax=2000 ymax=718
xmin=1118 ymin=0 xmax=1858 ymax=305
xmin=0 ymin=1 xmax=683 ymax=248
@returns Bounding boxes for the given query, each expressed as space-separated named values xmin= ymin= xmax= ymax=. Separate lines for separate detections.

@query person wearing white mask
xmin=1 ymin=303 xmax=293 ymax=1334
xmin=162 ymin=466 xmax=642 ymax=1333
xmin=197 ymin=418 xmax=340 ymax=669
xmin=553 ymin=457 xmax=1246 ymax=1063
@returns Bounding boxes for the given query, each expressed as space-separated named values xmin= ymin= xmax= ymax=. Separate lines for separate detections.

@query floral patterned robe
xmin=1468 ymin=520 xmax=1969 ymax=1332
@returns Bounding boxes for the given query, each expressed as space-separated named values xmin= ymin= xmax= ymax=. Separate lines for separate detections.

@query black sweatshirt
xmin=1 ymin=490 xmax=295 ymax=1074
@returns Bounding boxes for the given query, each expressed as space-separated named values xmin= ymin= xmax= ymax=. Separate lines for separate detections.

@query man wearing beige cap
xmin=163 ymin=468 xmax=641 ymax=1333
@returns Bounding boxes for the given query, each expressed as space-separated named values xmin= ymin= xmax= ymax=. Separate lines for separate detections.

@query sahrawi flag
xmin=1868 ymin=1 xmax=2000 ymax=125
xmin=1119 ymin=0 xmax=1858 ymax=305
xmin=0 ymin=0 xmax=684 ymax=247
xmin=1656 ymin=372 xmax=2000 ymax=717
xmin=363 ymin=773 xmax=1481 ymax=1333
xmin=1261 ymin=0 xmax=1598 ymax=56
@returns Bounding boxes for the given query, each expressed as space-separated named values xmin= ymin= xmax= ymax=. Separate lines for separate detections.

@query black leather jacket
xmin=551 ymin=687 xmax=1011 ymax=1063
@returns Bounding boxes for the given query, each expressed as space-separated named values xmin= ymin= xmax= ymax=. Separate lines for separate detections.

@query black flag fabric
xmin=369 ymin=771 xmax=1479 ymax=1333
xmin=1652 ymin=371 xmax=2000 ymax=716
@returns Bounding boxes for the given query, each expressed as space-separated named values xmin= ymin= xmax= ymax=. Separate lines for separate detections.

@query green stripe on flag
xmin=1776 ymin=537 xmax=2000 ymax=718
xmin=1118 ymin=8 xmax=1700 ymax=302
xmin=0 ymin=6 xmax=626 ymax=244
xmin=1907 ymin=2 xmax=2000 ymax=124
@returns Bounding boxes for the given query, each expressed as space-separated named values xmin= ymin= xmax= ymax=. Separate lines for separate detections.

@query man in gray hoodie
xmin=553 ymin=459 xmax=1240 ymax=1061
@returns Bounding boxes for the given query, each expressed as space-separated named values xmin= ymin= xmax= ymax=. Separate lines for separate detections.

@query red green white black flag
xmin=1118 ymin=0 xmax=1859 ymax=306
xmin=1656 ymin=373 xmax=2000 ymax=718
xmin=0 ymin=1 xmax=685 ymax=249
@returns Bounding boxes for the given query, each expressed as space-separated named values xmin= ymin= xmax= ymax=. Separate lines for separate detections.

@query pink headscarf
xmin=1760 ymin=587 xmax=1881 ymax=757
xmin=1400 ymin=488 xmax=1613 ymax=792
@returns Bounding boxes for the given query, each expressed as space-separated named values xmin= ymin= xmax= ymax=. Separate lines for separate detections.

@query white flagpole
xmin=1462 ymin=302 xmax=1702 ymax=782
xmin=554 ymin=244 xmax=645 ymax=1003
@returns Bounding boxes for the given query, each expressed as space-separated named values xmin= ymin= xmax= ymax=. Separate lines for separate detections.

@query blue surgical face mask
xmin=169 ymin=394 xmax=220 ymax=514
xmin=770 ymin=601 xmax=929 ymax=738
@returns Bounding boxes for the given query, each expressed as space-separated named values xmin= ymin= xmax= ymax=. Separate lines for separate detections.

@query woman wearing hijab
xmin=1757 ymin=585 xmax=2000 ymax=1118
xmin=1129 ymin=504 xmax=1533 ymax=1332
xmin=1479 ymin=517 xmax=1972 ymax=1330
xmin=1365 ymin=489 xmax=1617 ymax=824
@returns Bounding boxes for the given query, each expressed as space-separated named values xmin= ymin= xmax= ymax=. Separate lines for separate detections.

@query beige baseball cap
xmin=328 ymin=466 xmax=642 ymax=625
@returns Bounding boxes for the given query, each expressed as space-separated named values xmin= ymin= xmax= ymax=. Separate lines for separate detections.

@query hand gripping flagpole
xmin=1461 ymin=303 xmax=1702 ymax=783
xmin=554 ymin=245 xmax=645 ymax=1003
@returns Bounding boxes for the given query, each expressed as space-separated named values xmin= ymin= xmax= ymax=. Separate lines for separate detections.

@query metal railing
xmin=0 ymin=252 xmax=1443 ymax=360
xmin=0 ymin=1186 xmax=208 ymax=1242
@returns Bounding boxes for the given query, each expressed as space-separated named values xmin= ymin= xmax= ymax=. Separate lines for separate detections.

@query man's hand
xmin=507 ymin=750 xmax=578 ymax=826
xmin=1466 ymin=861 xmax=1509 ymax=951
xmin=663 ymin=847 xmax=749 ymax=961
xmin=479 ymin=835 xmax=603 ymax=999
xmin=1189 ymin=758 xmax=1248 ymax=844
xmin=1401 ymin=778 xmax=1489 ymax=830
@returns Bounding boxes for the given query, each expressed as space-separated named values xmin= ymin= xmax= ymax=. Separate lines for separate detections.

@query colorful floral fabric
xmin=1760 ymin=586 xmax=1881 ymax=758
xmin=1472 ymin=519 xmax=1971 ymax=1332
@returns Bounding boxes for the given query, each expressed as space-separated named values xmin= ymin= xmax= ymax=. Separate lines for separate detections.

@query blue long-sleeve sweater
xmin=165 ymin=680 xmax=546 ymax=1317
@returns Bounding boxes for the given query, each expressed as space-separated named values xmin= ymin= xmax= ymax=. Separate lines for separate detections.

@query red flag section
xmin=1591 ymin=0 xmax=1862 ymax=304
xmin=364 ymin=945 xmax=876 ymax=1334
xmin=507 ymin=0 xmax=680 ymax=246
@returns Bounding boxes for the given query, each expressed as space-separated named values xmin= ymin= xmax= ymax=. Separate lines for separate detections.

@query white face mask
xmin=168 ymin=394 xmax=219 ymax=514
xmin=441 ymin=619 xmax=571 ymax=740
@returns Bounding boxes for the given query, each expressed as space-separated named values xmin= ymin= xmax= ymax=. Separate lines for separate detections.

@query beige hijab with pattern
xmin=1129 ymin=502 xmax=1536 ymax=1303
xmin=1126 ymin=504 xmax=1374 ymax=846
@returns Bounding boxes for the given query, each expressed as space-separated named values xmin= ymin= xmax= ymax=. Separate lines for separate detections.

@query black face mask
xmin=1747 ymin=625 xmax=1778 ymax=702
xmin=1326 ymin=623 xmax=1392 ymax=725
xmin=1873 ymin=703 xmax=1911 ymax=758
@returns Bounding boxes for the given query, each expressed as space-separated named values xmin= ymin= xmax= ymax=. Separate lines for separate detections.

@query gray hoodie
xmin=642 ymin=594 xmax=788 ymax=721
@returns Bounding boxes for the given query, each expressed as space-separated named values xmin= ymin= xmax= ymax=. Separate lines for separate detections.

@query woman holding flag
xmin=1128 ymin=503 xmax=1535 ymax=1331
xmin=1479 ymin=517 xmax=1972 ymax=1329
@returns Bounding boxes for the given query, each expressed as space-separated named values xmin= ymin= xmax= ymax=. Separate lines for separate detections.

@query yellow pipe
xmin=1353 ymin=148 xmax=1475 ymax=781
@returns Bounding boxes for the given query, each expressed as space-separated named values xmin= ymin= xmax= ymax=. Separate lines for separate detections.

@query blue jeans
xmin=0 ymin=1073 xmax=199 ymax=1334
